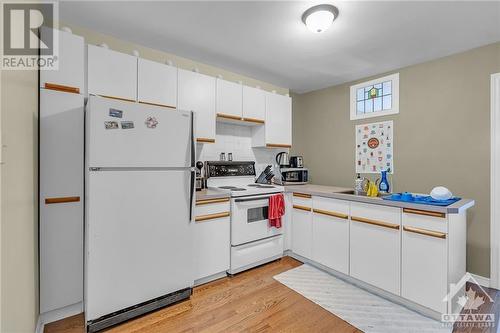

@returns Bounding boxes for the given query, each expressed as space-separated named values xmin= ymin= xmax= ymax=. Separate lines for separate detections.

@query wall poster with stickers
xmin=355 ymin=120 xmax=393 ymax=174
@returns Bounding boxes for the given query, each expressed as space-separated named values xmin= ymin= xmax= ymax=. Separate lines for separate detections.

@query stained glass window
xmin=356 ymin=80 xmax=392 ymax=115
xmin=350 ymin=73 xmax=399 ymax=120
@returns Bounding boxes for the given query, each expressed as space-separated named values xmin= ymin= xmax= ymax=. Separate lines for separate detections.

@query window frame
xmin=350 ymin=73 xmax=400 ymax=120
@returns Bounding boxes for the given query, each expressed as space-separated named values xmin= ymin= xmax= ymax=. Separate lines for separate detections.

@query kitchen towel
xmin=268 ymin=193 xmax=285 ymax=228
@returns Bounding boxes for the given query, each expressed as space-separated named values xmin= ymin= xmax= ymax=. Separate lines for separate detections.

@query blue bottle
xmin=379 ymin=169 xmax=390 ymax=194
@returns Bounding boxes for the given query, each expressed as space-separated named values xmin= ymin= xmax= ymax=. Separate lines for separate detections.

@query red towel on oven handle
xmin=268 ymin=193 xmax=285 ymax=228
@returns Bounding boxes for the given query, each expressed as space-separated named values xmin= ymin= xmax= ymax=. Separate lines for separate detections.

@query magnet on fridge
xmin=145 ymin=116 xmax=159 ymax=129
xmin=104 ymin=121 xmax=119 ymax=129
xmin=109 ymin=108 xmax=123 ymax=118
xmin=121 ymin=121 xmax=134 ymax=129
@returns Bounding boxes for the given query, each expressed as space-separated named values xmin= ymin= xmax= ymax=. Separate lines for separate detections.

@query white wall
xmin=197 ymin=122 xmax=287 ymax=176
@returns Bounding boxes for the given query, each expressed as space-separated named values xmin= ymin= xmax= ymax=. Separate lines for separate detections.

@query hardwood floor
xmin=44 ymin=257 xmax=360 ymax=333
xmin=44 ymin=257 xmax=500 ymax=333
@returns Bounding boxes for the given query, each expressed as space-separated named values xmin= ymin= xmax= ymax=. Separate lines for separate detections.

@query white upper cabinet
xmin=242 ymin=86 xmax=266 ymax=122
xmin=252 ymin=92 xmax=292 ymax=148
xmin=87 ymin=44 xmax=137 ymax=101
xmin=40 ymin=27 xmax=84 ymax=93
xmin=137 ymin=58 xmax=177 ymax=108
xmin=178 ymin=69 xmax=216 ymax=143
xmin=216 ymin=78 xmax=242 ymax=119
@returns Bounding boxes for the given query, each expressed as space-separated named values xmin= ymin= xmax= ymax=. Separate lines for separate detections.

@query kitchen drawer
xmin=402 ymin=208 xmax=447 ymax=233
xmin=350 ymin=202 xmax=400 ymax=226
xmin=195 ymin=197 xmax=230 ymax=217
xmin=292 ymin=192 xmax=312 ymax=207
xmin=312 ymin=196 xmax=349 ymax=217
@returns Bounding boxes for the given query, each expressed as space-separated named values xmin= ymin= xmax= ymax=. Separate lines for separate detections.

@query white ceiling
xmin=60 ymin=1 xmax=500 ymax=93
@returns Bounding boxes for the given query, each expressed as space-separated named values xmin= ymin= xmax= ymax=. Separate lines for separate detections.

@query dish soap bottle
xmin=354 ymin=173 xmax=364 ymax=195
xmin=378 ymin=169 xmax=390 ymax=194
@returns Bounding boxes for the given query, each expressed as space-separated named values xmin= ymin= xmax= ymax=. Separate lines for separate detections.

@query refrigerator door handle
xmin=189 ymin=170 xmax=195 ymax=221
xmin=190 ymin=111 xmax=195 ymax=168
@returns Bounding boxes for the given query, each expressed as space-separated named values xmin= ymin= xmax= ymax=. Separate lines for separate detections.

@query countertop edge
xmin=195 ymin=189 xmax=231 ymax=201
xmin=284 ymin=185 xmax=475 ymax=214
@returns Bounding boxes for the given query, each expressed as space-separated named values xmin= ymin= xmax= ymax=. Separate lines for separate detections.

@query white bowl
xmin=430 ymin=186 xmax=453 ymax=200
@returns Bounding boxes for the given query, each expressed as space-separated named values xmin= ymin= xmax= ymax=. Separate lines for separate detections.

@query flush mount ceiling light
xmin=302 ymin=4 xmax=339 ymax=33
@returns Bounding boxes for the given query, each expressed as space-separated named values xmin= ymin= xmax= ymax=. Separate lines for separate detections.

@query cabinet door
xmin=87 ymin=44 xmax=137 ymax=101
xmin=350 ymin=202 xmax=401 ymax=294
xmin=242 ymin=85 xmax=265 ymax=122
xmin=137 ymin=58 xmax=177 ymax=108
xmin=40 ymin=27 xmax=84 ymax=93
xmin=291 ymin=195 xmax=312 ymax=258
xmin=178 ymin=69 xmax=216 ymax=143
xmin=312 ymin=197 xmax=349 ymax=274
xmin=402 ymin=217 xmax=448 ymax=313
xmin=283 ymin=193 xmax=293 ymax=251
xmin=265 ymin=93 xmax=292 ymax=147
xmin=39 ymin=89 xmax=84 ymax=313
xmin=216 ymin=78 xmax=242 ymax=118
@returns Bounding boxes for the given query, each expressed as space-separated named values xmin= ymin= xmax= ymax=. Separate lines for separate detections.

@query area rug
xmin=273 ymin=264 xmax=451 ymax=333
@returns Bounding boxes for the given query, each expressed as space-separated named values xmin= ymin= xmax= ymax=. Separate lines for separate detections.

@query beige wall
xmin=1 ymin=69 xmax=39 ymax=333
xmin=0 ymin=25 xmax=288 ymax=333
xmin=292 ymin=42 xmax=500 ymax=277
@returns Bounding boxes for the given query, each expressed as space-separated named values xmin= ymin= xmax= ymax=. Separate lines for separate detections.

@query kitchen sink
xmin=337 ymin=190 xmax=384 ymax=198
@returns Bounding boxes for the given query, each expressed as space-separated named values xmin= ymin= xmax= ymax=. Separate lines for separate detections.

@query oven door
xmin=231 ymin=194 xmax=283 ymax=246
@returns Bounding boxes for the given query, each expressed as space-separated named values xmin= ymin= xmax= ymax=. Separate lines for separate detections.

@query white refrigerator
xmin=85 ymin=95 xmax=195 ymax=332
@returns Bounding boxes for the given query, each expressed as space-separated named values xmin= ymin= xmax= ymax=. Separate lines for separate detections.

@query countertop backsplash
xmin=196 ymin=122 xmax=287 ymax=176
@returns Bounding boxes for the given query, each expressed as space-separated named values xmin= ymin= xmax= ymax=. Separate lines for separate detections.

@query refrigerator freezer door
xmin=85 ymin=169 xmax=193 ymax=321
xmin=39 ymin=89 xmax=84 ymax=313
xmin=87 ymin=96 xmax=192 ymax=168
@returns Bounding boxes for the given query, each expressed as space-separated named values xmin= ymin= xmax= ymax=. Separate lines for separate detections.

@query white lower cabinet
xmin=291 ymin=194 xmax=312 ymax=258
xmin=312 ymin=196 xmax=349 ymax=275
xmin=402 ymin=210 xmax=448 ymax=313
xmin=193 ymin=198 xmax=231 ymax=282
xmin=283 ymin=193 xmax=293 ymax=251
xmin=349 ymin=202 xmax=401 ymax=295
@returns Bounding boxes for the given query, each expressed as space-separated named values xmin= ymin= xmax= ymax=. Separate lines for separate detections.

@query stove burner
xmin=219 ymin=186 xmax=238 ymax=189
xmin=247 ymin=184 xmax=261 ymax=187
xmin=231 ymin=188 xmax=247 ymax=191
xmin=257 ymin=185 xmax=275 ymax=188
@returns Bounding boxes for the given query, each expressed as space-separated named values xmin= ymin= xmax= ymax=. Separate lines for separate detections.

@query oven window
xmin=247 ymin=206 xmax=268 ymax=223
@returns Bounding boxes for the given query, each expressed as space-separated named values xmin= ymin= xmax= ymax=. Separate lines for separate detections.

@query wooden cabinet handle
xmin=98 ymin=94 xmax=136 ymax=103
xmin=45 ymin=196 xmax=80 ymax=204
xmin=293 ymin=204 xmax=311 ymax=212
xmin=293 ymin=192 xmax=311 ymax=199
xmin=403 ymin=208 xmax=446 ymax=218
xmin=242 ymin=117 xmax=265 ymax=124
xmin=196 ymin=198 xmax=230 ymax=206
xmin=195 ymin=211 xmax=230 ymax=222
xmin=139 ymin=101 xmax=176 ymax=109
xmin=313 ymin=208 xmax=348 ymax=220
xmin=266 ymin=143 xmax=292 ymax=148
xmin=44 ymin=83 xmax=80 ymax=94
xmin=216 ymin=113 xmax=242 ymax=121
xmin=351 ymin=216 xmax=400 ymax=230
xmin=403 ymin=226 xmax=446 ymax=239
xmin=196 ymin=138 xmax=216 ymax=143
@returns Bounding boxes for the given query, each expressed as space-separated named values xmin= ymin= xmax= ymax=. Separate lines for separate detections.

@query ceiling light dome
xmin=302 ymin=4 xmax=339 ymax=33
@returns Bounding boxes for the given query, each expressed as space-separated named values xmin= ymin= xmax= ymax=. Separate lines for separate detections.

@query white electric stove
xmin=205 ymin=161 xmax=285 ymax=274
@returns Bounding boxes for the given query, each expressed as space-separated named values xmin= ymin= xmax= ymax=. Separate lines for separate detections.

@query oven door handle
xmin=234 ymin=194 xmax=277 ymax=202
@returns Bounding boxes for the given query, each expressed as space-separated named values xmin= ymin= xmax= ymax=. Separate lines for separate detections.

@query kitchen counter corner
xmin=196 ymin=188 xmax=231 ymax=201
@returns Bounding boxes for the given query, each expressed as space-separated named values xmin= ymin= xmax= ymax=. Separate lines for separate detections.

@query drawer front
xmin=195 ymin=198 xmax=230 ymax=217
xmin=350 ymin=202 xmax=401 ymax=226
xmin=402 ymin=208 xmax=448 ymax=233
xmin=292 ymin=192 xmax=312 ymax=207
xmin=312 ymin=196 xmax=349 ymax=217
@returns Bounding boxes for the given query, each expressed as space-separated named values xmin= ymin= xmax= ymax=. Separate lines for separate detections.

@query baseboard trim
xmin=468 ymin=272 xmax=490 ymax=288
xmin=36 ymin=302 xmax=83 ymax=333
